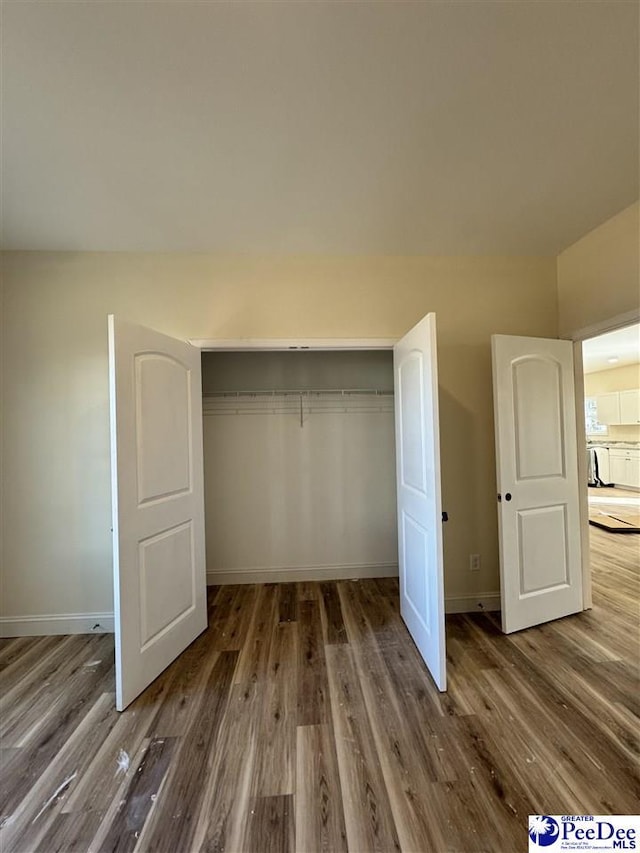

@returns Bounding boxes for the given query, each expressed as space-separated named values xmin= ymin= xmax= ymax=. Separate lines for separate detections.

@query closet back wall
xmin=201 ymin=351 xmax=397 ymax=584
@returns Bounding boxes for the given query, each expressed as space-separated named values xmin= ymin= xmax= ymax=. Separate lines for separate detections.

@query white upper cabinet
xmin=596 ymin=389 xmax=640 ymax=424
xmin=619 ymin=389 xmax=640 ymax=424
xmin=596 ymin=392 xmax=621 ymax=425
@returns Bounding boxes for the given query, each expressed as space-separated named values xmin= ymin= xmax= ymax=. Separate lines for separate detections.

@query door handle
xmin=505 ymin=492 xmax=512 ymax=501
xmin=442 ymin=511 xmax=449 ymax=522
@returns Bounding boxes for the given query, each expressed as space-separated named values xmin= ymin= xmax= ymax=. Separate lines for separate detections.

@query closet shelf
xmin=202 ymin=389 xmax=395 ymax=422
xmin=203 ymin=388 xmax=394 ymax=398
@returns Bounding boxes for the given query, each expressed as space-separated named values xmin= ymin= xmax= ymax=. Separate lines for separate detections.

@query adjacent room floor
xmin=588 ymin=486 xmax=640 ymax=534
xmin=1 ymin=532 xmax=638 ymax=853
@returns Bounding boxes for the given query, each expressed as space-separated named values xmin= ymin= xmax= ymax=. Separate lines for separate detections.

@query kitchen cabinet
xmin=619 ymin=389 xmax=640 ymax=424
xmin=609 ymin=448 xmax=640 ymax=489
xmin=596 ymin=392 xmax=621 ymax=425
xmin=596 ymin=389 xmax=640 ymax=425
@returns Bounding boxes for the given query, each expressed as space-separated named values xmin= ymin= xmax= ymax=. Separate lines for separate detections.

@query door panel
xmin=492 ymin=335 xmax=582 ymax=634
xmin=517 ymin=505 xmax=569 ymax=593
xmin=512 ymin=357 xmax=564 ymax=479
xmin=398 ymin=353 xmax=427 ymax=492
xmin=109 ymin=316 xmax=207 ymax=711
xmin=135 ymin=353 xmax=192 ymax=502
xmin=139 ymin=521 xmax=196 ymax=649
xmin=394 ymin=313 xmax=446 ymax=691
xmin=402 ymin=512 xmax=429 ymax=627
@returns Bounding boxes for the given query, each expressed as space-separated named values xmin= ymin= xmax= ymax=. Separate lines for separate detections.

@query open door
xmin=492 ymin=334 xmax=582 ymax=634
xmin=108 ymin=316 xmax=207 ymax=711
xmin=394 ymin=313 xmax=446 ymax=691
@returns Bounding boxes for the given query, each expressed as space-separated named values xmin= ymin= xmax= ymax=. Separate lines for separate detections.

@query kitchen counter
xmin=586 ymin=440 xmax=640 ymax=448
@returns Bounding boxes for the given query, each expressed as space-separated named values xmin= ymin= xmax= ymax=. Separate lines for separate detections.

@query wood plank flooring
xmin=588 ymin=486 xmax=640 ymax=533
xmin=1 ymin=530 xmax=638 ymax=852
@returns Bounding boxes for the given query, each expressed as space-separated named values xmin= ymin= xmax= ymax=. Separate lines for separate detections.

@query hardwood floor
xmin=588 ymin=486 xmax=640 ymax=532
xmin=1 ymin=535 xmax=638 ymax=853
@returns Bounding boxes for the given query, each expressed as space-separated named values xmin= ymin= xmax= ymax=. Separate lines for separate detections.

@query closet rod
xmin=203 ymin=388 xmax=394 ymax=398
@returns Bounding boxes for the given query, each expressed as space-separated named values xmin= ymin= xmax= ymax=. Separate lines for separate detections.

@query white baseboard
xmin=206 ymin=562 xmax=398 ymax=586
xmin=207 ymin=566 xmax=500 ymax=614
xmin=0 ymin=612 xmax=115 ymax=638
xmin=0 ymin=588 xmax=501 ymax=639
xmin=444 ymin=593 xmax=501 ymax=614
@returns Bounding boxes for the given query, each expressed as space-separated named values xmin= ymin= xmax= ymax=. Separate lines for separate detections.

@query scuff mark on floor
xmin=31 ymin=772 xmax=78 ymax=823
xmin=116 ymin=749 xmax=130 ymax=775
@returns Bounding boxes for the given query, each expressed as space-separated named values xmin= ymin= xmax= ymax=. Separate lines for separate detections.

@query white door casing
xmin=108 ymin=316 xmax=207 ymax=711
xmin=492 ymin=334 xmax=583 ymax=634
xmin=394 ymin=313 xmax=446 ymax=691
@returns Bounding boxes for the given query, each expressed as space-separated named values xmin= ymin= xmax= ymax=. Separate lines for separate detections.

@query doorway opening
xmin=195 ymin=317 xmax=447 ymax=692
xmin=581 ymin=322 xmax=640 ymax=537
xmin=200 ymin=349 xmax=399 ymax=585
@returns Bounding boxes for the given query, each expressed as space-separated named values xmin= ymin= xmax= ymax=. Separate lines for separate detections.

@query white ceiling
xmin=582 ymin=324 xmax=640 ymax=374
xmin=1 ymin=1 xmax=638 ymax=254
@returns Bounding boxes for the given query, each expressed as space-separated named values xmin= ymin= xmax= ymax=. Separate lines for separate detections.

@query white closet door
xmin=492 ymin=334 xmax=582 ymax=634
xmin=108 ymin=316 xmax=207 ymax=711
xmin=394 ymin=313 xmax=446 ymax=691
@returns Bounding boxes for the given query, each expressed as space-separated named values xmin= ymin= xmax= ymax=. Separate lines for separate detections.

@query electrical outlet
xmin=470 ymin=553 xmax=481 ymax=572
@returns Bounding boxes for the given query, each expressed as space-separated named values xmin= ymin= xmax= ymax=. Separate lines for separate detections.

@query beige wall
xmin=557 ymin=202 xmax=640 ymax=337
xmin=0 ymin=251 xmax=558 ymax=623
xmin=584 ymin=362 xmax=640 ymax=442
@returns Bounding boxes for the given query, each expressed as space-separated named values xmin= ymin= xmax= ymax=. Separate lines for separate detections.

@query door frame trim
xmin=565 ymin=308 xmax=640 ymax=344
xmin=571 ymin=340 xmax=592 ymax=609
xmin=564 ymin=307 xmax=640 ymax=610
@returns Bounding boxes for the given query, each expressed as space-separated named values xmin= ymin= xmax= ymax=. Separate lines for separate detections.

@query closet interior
xmin=201 ymin=350 xmax=399 ymax=584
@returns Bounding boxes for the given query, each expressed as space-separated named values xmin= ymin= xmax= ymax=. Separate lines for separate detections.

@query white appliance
xmin=588 ymin=445 xmax=610 ymax=486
